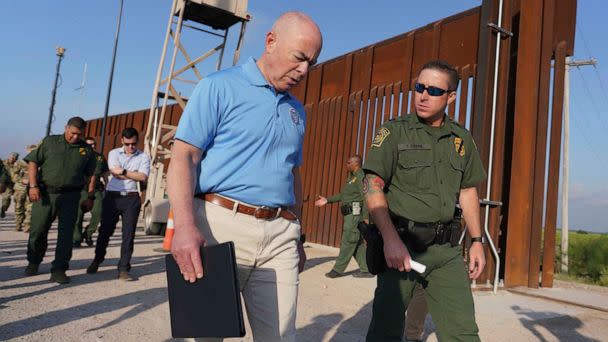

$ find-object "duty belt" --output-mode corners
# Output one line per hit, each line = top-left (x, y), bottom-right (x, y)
(340, 204), (352, 216)
(390, 213), (461, 251)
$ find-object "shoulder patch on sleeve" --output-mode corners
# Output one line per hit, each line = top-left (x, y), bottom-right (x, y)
(371, 127), (390, 148)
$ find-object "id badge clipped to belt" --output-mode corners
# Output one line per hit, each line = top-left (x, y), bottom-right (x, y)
(352, 202), (361, 216)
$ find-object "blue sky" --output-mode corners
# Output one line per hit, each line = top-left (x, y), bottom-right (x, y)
(0, 1), (606, 232)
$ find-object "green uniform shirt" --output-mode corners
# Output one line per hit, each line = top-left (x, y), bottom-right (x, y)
(327, 168), (368, 218)
(364, 114), (486, 223)
(24, 135), (97, 189)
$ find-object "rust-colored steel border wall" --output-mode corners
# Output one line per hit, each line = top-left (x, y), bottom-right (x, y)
(85, 0), (576, 288)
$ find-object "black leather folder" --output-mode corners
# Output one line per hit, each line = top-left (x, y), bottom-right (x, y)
(165, 241), (245, 338)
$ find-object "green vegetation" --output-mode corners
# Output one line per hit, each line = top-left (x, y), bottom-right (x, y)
(555, 230), (608, 286)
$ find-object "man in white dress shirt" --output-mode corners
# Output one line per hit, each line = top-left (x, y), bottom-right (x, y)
(86, 127), (150, 280)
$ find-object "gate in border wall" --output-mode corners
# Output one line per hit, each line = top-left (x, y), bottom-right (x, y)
(85, 0), (577, 288)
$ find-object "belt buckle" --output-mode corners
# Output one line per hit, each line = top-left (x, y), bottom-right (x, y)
(120, 191), (127, 196)
(254, 206), (270, 219)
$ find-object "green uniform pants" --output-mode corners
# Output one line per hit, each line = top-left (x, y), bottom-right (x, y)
(366, 243), (479, 342)
(1, 185), (14, 214)
(73, 190), (103, 243)
(27, 191), (81, 271)
(13, 188), (32, 231)
(332, 214), (368, 273)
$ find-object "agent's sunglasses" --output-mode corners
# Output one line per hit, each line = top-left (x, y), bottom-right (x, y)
(414, 82), (450, 97)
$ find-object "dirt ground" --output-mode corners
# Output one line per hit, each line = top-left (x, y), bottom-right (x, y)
(1, 210), (607, 341)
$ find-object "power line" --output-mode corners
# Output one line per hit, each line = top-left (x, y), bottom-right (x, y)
(569, 95), (608, 168)
(575, 24), (608, 107)
(572, 66), (608, 131)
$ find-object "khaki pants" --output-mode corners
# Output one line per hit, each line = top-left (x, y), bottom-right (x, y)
(193, 197), (301, 342)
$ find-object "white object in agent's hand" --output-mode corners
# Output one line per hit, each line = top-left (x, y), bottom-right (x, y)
(410, 260), (426, 274)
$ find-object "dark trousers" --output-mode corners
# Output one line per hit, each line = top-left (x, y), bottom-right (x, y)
(27, 191), (81, 271)
(93, 194), (141, 272)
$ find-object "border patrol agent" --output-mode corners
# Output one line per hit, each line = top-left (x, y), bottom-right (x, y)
(363, 60), (487, 341)
(315, 155), (372, 278)
(74, 137), (108, 247)
(24, 117), (98, 284)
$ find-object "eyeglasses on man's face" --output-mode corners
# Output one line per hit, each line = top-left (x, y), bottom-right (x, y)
(414, 82), (450, 97)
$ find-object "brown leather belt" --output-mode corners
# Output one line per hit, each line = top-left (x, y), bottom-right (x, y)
(196, 193), (297, 221)
(107, 191), (140, 197)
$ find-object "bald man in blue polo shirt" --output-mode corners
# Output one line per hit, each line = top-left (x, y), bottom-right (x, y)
(167, 11), (322, 341)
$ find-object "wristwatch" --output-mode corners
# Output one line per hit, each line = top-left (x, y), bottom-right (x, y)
(471, 236), (486, 244)
(299, 234), (306, 244)
(121, 169), (127, 176)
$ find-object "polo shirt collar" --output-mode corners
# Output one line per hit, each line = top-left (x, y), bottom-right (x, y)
(242, 57), (293, 98)
(243, 57), (270, 87)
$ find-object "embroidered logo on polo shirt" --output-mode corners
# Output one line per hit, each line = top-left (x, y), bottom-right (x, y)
(290, 108), (300, 125)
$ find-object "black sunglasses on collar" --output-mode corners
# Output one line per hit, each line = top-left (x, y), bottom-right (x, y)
(414, 82), (451, 97)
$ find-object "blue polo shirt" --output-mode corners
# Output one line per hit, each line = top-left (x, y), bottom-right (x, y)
(175, 57), (306, 207)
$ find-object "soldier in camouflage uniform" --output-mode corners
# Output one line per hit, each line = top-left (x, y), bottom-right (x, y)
(1, 152), (19, 218)
(11, 146), (37, 232)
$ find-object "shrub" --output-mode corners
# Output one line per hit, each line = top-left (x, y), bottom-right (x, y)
(569, 235), (608, 283)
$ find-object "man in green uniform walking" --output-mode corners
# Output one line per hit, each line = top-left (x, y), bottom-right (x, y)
(315, 155), (372, 278)
(73, 137), (108, 247)
(1, 152), (19, 218)
(24, 117), (97, 284)
(363, 60), (486, 341)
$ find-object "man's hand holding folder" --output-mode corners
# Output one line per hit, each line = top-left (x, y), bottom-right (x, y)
(171, 222), (206, 283)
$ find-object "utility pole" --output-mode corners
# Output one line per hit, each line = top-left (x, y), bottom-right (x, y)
(46, 46), (66, 137)
(561, 57), (597, 273)
(99, 0), (124, 154)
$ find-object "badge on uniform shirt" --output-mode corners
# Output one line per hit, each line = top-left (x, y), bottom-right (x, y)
(290, 108), (300, 125)
(79, 147), (87, 156)
(371, 127), (390, 148)
(454, 137), (465, 157)
(349, 177), (357, 184)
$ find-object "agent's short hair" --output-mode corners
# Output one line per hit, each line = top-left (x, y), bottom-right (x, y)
(420, 60), (460, 91)
(66, 116), (87, 130)
(121, 127), (139, 139)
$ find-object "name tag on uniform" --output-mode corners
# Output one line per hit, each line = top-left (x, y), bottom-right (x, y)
(398, 143), (431, 150)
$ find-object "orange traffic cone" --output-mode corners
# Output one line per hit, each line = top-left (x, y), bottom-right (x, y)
(162, 209), (175, 252)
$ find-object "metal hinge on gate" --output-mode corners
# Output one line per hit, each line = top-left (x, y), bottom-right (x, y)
(487, 22), (513, 38)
